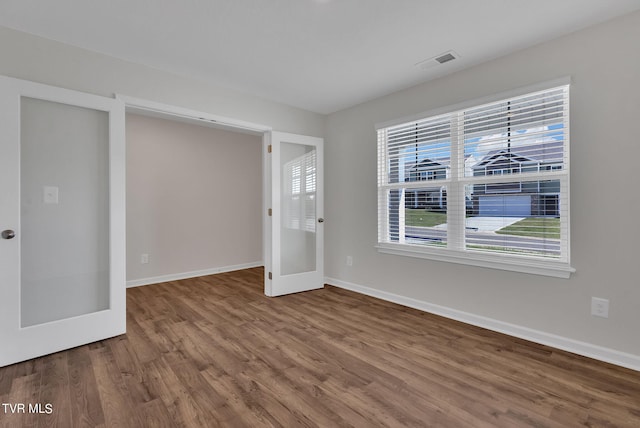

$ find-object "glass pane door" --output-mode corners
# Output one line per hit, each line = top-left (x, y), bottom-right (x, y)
(0, 75), (125, 368)
(266, 131), (323, 297)
(20, 97), (110, 327)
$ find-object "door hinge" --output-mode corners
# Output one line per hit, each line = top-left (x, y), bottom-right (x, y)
(268, 208), (272, 216)
(267, 144), (272, 153)
(268, 272), (272, 280)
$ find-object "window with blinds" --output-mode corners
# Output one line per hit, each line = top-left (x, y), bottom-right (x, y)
(377, 83), (571, 276)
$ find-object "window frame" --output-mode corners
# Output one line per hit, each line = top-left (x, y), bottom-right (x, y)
(375, 78), (575, 278)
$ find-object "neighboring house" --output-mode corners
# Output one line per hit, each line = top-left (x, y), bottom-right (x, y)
(404, 142), (562, 217)
(405, 155), (477, 212)
(471, 141), (563, 217)
(405, 158), (449, 211)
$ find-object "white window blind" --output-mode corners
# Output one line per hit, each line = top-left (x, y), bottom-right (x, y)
(377, 84), (571, 275)
(283, 150), (317, 232)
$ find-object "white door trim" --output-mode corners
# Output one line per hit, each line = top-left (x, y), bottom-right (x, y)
(116, 95), (272, 135)
(116, 95), (276, 297)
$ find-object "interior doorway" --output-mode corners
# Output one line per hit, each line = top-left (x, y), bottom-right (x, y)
(125, 111), (264, 287)
(119, 95), (324, 297)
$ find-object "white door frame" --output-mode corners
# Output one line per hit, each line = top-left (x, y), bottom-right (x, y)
(118, 96), (272, 135)
(118, 96), (325, 297)
(117, 95), (279, 293)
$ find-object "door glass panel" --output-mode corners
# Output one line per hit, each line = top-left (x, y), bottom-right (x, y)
(20, 97), (110, 327)
(280, 142), (316, 275)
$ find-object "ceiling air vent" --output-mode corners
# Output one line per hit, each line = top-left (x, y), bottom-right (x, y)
(435, 52), (456, 64)
(415, 50), (459, 70)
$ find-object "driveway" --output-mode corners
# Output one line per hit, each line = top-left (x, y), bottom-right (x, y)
(433, 216), (524, 232)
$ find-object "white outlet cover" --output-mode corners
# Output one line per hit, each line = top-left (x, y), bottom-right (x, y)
(591, 297), (609, 318)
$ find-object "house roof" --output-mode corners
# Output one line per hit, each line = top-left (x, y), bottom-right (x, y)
(408, 154), (479, 171)
(410, 158), (450, 170)
(473, 141), (563, 169)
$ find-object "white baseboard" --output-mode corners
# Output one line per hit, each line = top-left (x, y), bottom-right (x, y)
(325, 277), (640, 372)
(127, 261), (263, 288)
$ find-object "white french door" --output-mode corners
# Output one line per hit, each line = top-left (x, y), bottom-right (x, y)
(264, 131), (324, 296)
(0, 76), (126, 367)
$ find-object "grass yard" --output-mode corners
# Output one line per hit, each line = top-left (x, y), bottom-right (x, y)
(496, 217), (560, 240)
(405, 209), (447, 227)
(405, 210), (560, 240)
(404, 210), (560, 240)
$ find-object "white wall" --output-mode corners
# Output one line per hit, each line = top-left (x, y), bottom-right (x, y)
(325, 11), (640, 367)
(126, 114), (262, 283)
(0, 25), (324, 285)
(0, 26), (324, 137)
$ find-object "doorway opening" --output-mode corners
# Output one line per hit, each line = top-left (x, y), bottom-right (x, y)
(120, 96), (271, 290)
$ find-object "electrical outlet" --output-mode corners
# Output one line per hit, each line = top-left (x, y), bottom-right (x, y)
(591, 297), (609, 318)
(141, 253), (149, 264)
(346, 256), (353, 266)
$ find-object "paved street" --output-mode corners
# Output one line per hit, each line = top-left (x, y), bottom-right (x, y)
(404, 225), (561, 256)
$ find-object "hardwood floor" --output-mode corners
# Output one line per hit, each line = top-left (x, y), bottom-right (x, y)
(1, 267), (639, 427)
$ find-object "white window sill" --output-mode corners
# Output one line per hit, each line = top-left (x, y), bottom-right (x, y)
(376, 243), (575, 278)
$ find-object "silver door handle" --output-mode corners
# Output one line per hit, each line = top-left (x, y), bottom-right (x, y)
(318, 218), (324, 223)
(2, 230), (16, 239)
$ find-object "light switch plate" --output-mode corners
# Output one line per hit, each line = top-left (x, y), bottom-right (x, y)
(43, 186), (59, 204)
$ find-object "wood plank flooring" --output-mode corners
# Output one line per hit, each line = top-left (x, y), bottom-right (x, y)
(1, 267), (639, 427)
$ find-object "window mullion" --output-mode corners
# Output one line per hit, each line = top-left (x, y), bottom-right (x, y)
(377, 129), (390, 243)
(447, 112), (465, 251)
(559, 175), (570, 263)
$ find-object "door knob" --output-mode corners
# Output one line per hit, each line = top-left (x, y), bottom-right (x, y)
(318, 218), (324, 223)
(2, 229), (16, 239)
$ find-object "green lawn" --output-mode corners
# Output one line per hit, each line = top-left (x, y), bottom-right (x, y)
(495, 217), (560, 240)
(405, 209), (447, 227)
(405, 210), (560, 240)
